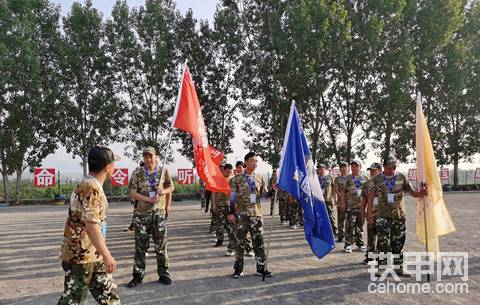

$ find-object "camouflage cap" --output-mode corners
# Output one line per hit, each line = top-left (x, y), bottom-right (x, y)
(339, 161), (348, 167)
(142, 146), (156, 156)
(316, 163), (328, 169)
(367, 162), (382, 170)
(383, 156), (398, 168)
(350, 159), (362, 167)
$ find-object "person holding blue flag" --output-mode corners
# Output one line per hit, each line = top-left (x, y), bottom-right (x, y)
(228, 152), (272, 278)
(275, 102), (335, 260)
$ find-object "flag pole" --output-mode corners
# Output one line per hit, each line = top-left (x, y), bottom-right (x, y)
(263, 186), (278, 281)
(159, 60), (188, 186)
(417, 93), (430, 282)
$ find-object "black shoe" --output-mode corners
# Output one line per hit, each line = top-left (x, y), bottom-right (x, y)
(362, 258), (373, 265)
(214, 240), (223, 247)
(232, 269), (243, 279)
(256, 268), (273, 277)
(127, 278), (142, 288)
(159, 275), (172, 285)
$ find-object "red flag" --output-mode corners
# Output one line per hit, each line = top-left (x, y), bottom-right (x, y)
(210, 146), (224, 166)
(171, 64), (229, 193)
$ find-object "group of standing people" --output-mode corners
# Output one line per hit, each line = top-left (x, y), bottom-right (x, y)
(55, 144), (427, 305)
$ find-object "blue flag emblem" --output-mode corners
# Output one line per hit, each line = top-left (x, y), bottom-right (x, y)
(277, 102), (335, 258)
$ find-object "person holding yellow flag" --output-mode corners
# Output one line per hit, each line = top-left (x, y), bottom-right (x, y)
(367, 156), (428, 277)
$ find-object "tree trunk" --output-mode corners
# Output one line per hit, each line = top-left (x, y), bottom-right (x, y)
(15, 168), (22, 204)
(383, 121), (392, 159)
(453, 154), (459, 186)
(1, 171), (8, 204)
(82, 155), (88, 177)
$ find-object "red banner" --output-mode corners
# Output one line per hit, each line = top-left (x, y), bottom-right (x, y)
(408, 168), (418, 181)
(34, 168), (56, 187)
(111, 168), (129, 186)
(440, 168), (449, 181)
(476, 168), (480, 180)
(177, 169), (194, 185)
(171, 64), (229, 194)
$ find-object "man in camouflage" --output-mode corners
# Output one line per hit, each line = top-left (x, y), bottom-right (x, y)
(228, 152), (272, 278)
(58, 146), (121, 305)
(277, 188), (290, 225)
(233, 160), (254, 256)
(211, 163), (236, 256)
(127, 147), (174, 287)
(317, 163), (337, 236)
(334, 161), (350, 242)
(267, 169), (278, 216)
(288, 193), (303, 229)
(361, 162), (382, 264)
(367, 156), (427, 277)
(339, 160), (368, 253)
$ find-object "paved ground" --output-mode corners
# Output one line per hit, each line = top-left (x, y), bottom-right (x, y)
(0, 193), (479, 305)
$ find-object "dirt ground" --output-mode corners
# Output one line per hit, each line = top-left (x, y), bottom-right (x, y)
(0, 193), (478, 305)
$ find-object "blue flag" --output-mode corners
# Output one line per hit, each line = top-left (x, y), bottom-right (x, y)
(277, 102), (335, 258)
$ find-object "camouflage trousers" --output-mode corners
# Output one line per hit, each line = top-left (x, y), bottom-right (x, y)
(345, 208), (364, 247)
(57, 261), (121, 305)
(366, 222), (377, 258)
(132, 210), (169, 280)
(210, 208), (218, 233)
(234, 215), (266, 271)
(337, 206), (346, 240)
(278, 198), (290, 223)
(376, 217), (406, 266)
(325, 201), (337, 236)
(289, 201), (303, 226)
(215, 204), (236, 251)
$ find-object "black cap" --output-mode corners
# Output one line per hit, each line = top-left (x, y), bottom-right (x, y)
(88, 146), (120, 171)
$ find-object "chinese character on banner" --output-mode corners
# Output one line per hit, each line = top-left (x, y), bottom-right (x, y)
(111, 169), (128, 186)
(178, 169), (194, 185)
(209, 146), (224, 166)
(440, 168), (449, 181)
(408, 168), (418, 181)
(475, 168), (480, 180)
(34, 168), (56, 187)
(330, 168), (341, 178)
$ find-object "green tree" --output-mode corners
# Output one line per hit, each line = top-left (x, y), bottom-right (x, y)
(61, 0), (126, 176)
(106, 0), (178, 162)
(0, 0), (63, 203)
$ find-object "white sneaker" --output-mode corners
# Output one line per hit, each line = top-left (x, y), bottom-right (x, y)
(290, 225), (297, 230)
(345, 246), (352, 253)
(283, 221), (289, 226)
(245, 251), (254, 257)
(225, 250), (234, 257)
(359, 245), (367, 252)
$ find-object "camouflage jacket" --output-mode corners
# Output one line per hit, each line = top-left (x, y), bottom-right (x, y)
(60, 176), (108, 264)
(371, 172), (412, 219)
(343, 174), (369, 209)
(129, 166), (173, 214)
(230, 173), (266, 217)
(363, 176), (378, 218)
(318, 175), (335, 203)
(214, 176), (232, 206)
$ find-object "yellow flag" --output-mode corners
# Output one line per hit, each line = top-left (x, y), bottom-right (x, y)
(416, 94), (456, 254)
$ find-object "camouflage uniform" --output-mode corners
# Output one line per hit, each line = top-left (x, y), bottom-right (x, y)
(319, 175), (337, 235)
(214, 188), (236, 252)
(58, 176), (121, 305)
(268, 175), (277, 215)
(230, 173), (267, 272)
(289, 197), (303, 226)
(129, 166), (173, 281)
(334, 175), (348, 240)
(364, 178), (378, 258)
(342, 174), (368, 247)
(371, 173), (412, 267)
(199, 180), (206, 210)
(277, 189), (290, 223)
